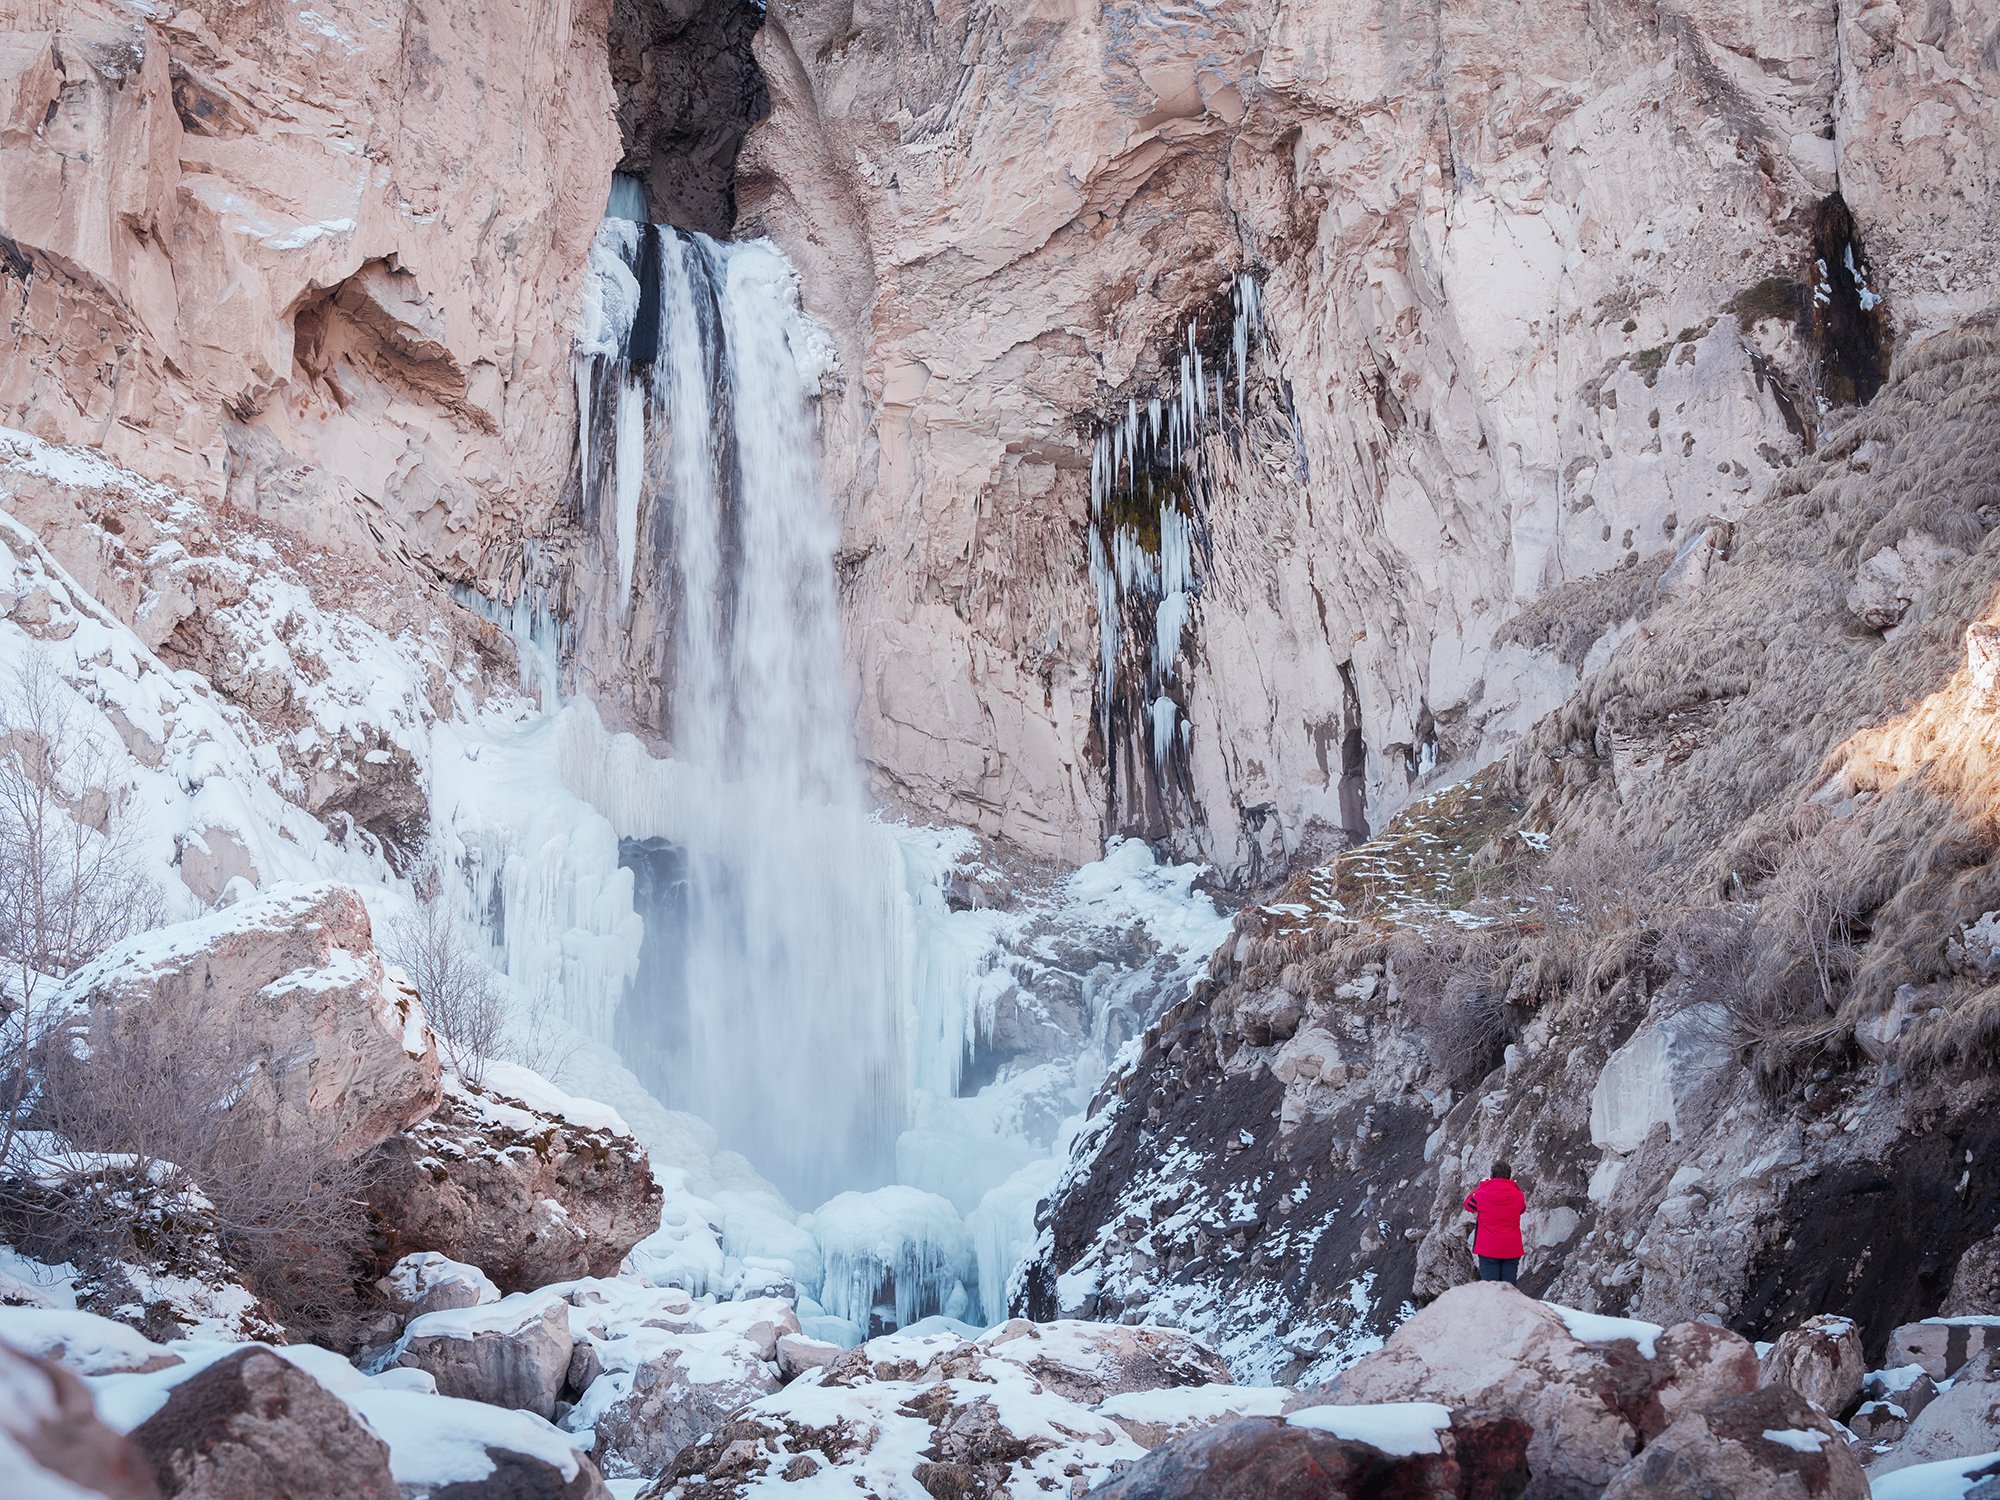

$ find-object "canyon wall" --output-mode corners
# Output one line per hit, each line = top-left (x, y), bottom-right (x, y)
(743, 0), (1998, 879)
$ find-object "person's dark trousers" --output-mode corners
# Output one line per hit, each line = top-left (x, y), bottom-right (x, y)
(1477, 1256), (1520, 1283)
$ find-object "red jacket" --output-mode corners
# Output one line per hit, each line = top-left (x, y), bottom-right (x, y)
(1464, 1177), (1526, 1259)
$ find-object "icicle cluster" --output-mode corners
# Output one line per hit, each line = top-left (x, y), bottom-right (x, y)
(1088, 274), (1261, 794)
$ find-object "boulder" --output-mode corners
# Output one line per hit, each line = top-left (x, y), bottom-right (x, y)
(1885, 1317), (2000, 1380)
(1599, 1384), (1867, 1500)
(1760, 1314), (1864, 1417)
(128, 1346), (397, 1500)
(344, 1388), (613, 1500)
(774, 1332), (843, 1381)
(394, 1292), (574, 1419)
(1944, 1236), (2000, 1317)
(0, 1306), (185, 1376)
(427, 1446), (613, 1500)
(1322, 1284), (1757, 1499)
(576, 1327), (781, 1478)
(0, 1337), (164, 1500)
(1850, 1365), (1940, 1453)
(367, 1069), (660, 1293)
(1846, 532), (1965, 631)
(61, 884), (441, 1160)
(1871, 1349), (2000, 1475)
(378, 1252), (502, 1319)
(1083, 1410), (1534, 1500)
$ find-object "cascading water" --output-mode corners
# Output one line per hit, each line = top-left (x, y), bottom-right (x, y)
(575, 217), (911, 1207)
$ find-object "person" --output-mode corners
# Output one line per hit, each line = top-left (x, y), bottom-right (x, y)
(1464, 1161), (1526, 1284)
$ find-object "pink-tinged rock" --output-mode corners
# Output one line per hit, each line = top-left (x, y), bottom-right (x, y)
(392, 1292), (575, 1420)
(0, 1337), (163, 1499)
(1760, 1314), (1865, 1417)
(1600, 1383), (1867, 1500)
(129, 1346), (397, 1500)
(62, 882), (441, 1160)
(1322, 1284), (1756, 1499)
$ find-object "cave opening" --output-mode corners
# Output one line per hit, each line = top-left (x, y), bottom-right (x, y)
(606, 0), (770, 237)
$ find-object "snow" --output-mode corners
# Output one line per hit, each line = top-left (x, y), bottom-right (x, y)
(808, 1186), (975, 1333)
(0, 1306), (178, 1376)
(1551, 1303), (1663, 1359)
(1286, 1401), (1454, 1456)
(347, 1389), (583, 1486)
(1869, 1453), (2000, 1500)
(393, 1289), (564, 1347)
(1098, 1383), (1288, 1427)
(1761, 1427), (1831, 1452)
(382, 1252), (500, 1311)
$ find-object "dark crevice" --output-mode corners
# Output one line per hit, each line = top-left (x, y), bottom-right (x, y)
(608, 0), (770, 236)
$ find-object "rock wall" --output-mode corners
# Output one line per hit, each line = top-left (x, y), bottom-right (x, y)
(742, 0), (1999, 880)
(0, 0), (615, 577)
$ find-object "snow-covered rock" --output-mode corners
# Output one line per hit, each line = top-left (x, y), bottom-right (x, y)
(366, 1065), (659, 1293)
(1870, 1452), (2000, 1500)
(571, 1320), (782, 1479)
(1871, 1349), (2000, 1477)
(377, 1253), (501, 1320)
(1887, 1317), (2000, 1382)
(1323, 1284), (1758, 1498)
(391, 1291), (574, 1420)
(805, 1185), (975, 1337)
(59, 882), (441, 1160)
(128, 1345), (397, 1500)
(1760, 1314), (1864, 1418)
(0, 1337), (162, 1500)
(1085, 1408), (1532, 1500)
(1851, 1364), (1940, 1455)
(0, 1307), (182, 1377)
(1598, 1384), (1866, 1500)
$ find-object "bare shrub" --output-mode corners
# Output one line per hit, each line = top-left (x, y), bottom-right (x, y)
(1515, 832), (1658, 996)
(383, 876), (502, 1089)
(1391, 931), (1510, 1087)
(0, 656), (165, 1166)
(11, 982), (378, 1343)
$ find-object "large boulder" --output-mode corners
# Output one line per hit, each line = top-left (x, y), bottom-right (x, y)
(377, 1252), (501, 1320)
(1760, 1314), (1864, 1417)
(1871, 1349), (2000, 1476)
(1084, 1409), (1534, 1500)
(1598, 1384), (1867, 1500)
(345, 1388), (613, 1500)
(573, 1326), (781, 1478)
(1850, 1365), (1940, 1453)
(0, 1337), (163, 1500)
(128, 1346), (397, 1500)
(61, 883), (441, 1159)
(393, 1292), (574, 1419)
(1887, 1317), (2000, 1380)
(1321, 1284), (1758, 1499)
(367, 1064), (660, 1293)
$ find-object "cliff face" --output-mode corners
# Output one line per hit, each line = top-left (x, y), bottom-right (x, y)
(742, 0), (1996, 880)
(0, 0), (615, 577)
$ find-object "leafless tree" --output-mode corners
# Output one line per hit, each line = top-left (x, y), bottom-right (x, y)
(0, 656), (164, 1167)
(383, 874), (503, 1089)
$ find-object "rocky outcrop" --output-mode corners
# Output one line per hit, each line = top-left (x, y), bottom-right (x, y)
(0, 1338), (164, 1500)
(392, 1292), (575, 1420)
(739, 0), (1998, 881)
(128, 1346), (398, 1500)
(60, 883), (441, 1160)
(1320, 1286), (1756, 1499)
(1026, 335), (2000, 1366)
(1598, 1384), (1867, 1500)
(365, 1071), (660, 1293)
(0, 0), (614, 583)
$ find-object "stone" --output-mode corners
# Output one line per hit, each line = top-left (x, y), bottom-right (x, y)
(1760, 1314), (1865, 1417)
(1885, 1317), (2000, 1381)
(429, 1447), (615, 1500)
(774, 1332), (843, 1381)
(366, 1073), (661, 1293)
(128, 1346), (396, 1500)
(1870, 1349), (2000, 1476)
(394, 1292), (575, 1420)
(1082, 1411), (1533, 1500)
(1969, 624), (2000, 708)
(61, 883), (441, 1161)
(578, 1328), (781, 1478)
(378, 1251), (502, 1319)
(0, 1337), (164, 1500)
(1845, 533), (1965, 632)
(1324, 1284), (1758, 1499)
(1945, 1237), (2000, 1318)
(1599, 1383), (1867, 1500)
(1656, 519), (1735, 598)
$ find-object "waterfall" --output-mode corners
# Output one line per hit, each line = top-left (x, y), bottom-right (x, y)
(577, 219), (910, 1206)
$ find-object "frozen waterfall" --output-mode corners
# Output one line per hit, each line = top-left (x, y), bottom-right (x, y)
(576, 220), (911, 1206)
